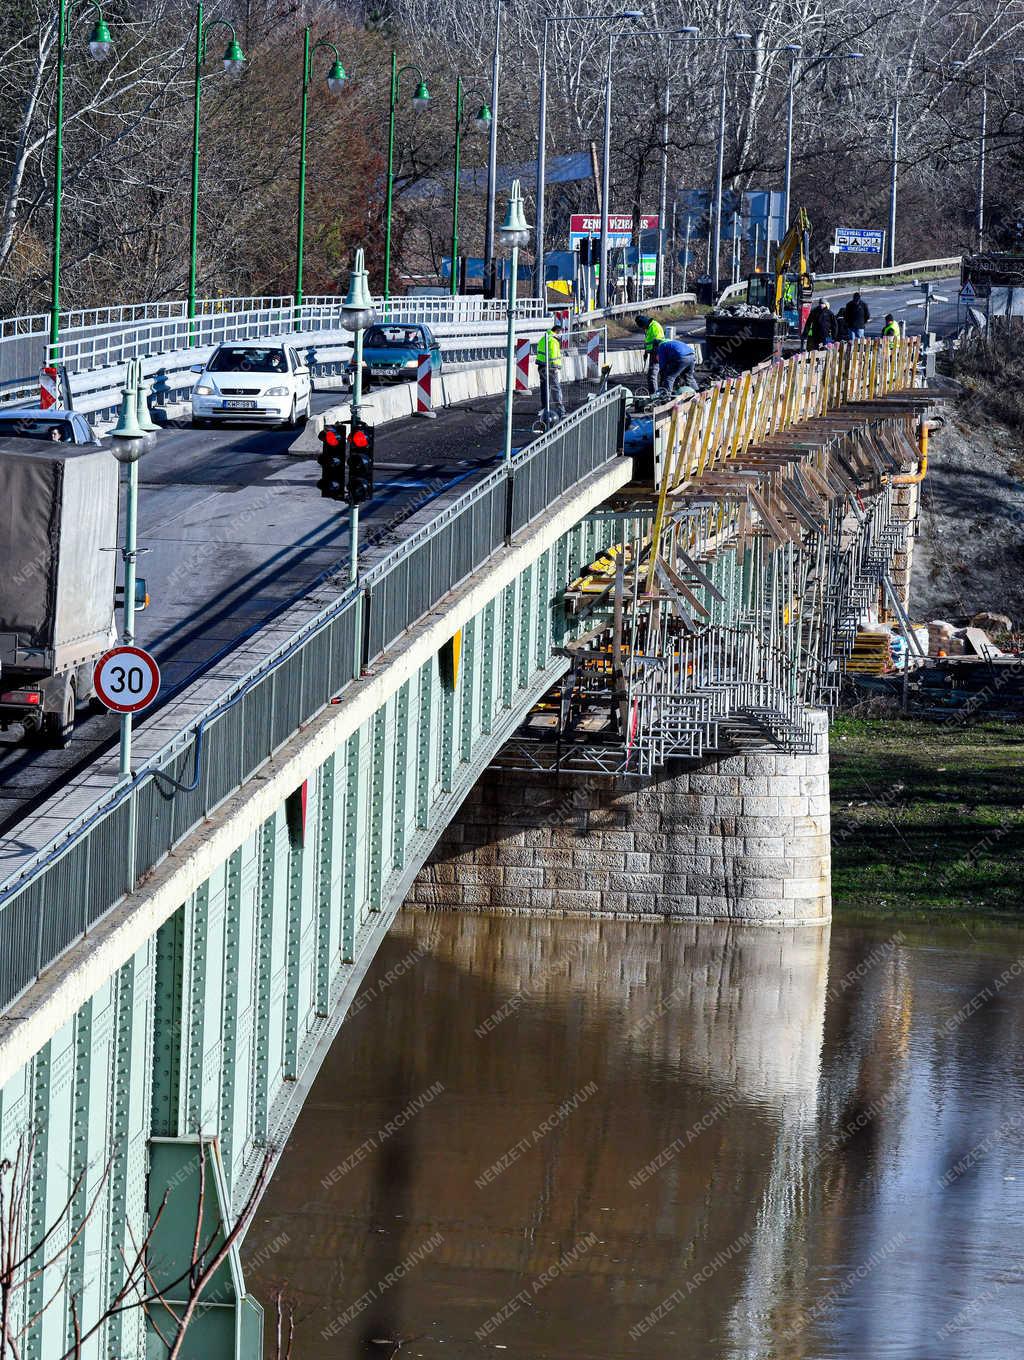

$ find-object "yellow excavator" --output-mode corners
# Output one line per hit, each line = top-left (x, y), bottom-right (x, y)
(705, 208), (814, 368)
(746, 206), (813, 328)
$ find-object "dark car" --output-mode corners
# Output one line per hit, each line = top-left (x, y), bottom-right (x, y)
(353, 323), (442, 386)
(0, 407), (99, 445)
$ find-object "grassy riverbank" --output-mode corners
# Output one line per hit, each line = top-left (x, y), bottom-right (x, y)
(830, 716), (1024, 919)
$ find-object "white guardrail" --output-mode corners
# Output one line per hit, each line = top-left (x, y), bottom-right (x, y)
(716, 256), (962, 305)
(0, 292), (551, 413)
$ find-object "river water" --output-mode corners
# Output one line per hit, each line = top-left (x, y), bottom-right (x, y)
(244, 911), (1024, 1358)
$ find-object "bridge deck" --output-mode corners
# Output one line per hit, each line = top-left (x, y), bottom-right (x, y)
(0, 385), (548, 840)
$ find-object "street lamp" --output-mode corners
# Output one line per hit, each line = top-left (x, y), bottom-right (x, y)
(709, 32), (751, 297)
(48, 1), (113, 365)
(656, 28), (700, 295)
(188, 3), (246, 324)
(450, 77), (492, 296)
(535, 10), (642, 302)
(777, 48), (863, 233)
(951, 56), (1024, 252)
(384, 53), (431, 299)
(340, 248), (377, 584)
(296, 29), (347, 311)
(499, 181), (531, 465)
(597, 15), (653, 308)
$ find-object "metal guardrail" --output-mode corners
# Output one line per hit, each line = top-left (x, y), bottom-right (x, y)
(579, 292), (697, 324)
(0, 293), (549, 390)
(0, 389), (626, 1013)
(716, 256), (962, 306)
(814, 256), (961, 286)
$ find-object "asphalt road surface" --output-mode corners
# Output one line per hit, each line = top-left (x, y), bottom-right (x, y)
(0, 383), (545, 839)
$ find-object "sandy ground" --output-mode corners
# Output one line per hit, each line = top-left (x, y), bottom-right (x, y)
(910, 376), (1024, 626)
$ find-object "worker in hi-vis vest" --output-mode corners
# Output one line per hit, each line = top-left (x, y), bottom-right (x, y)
(536, 324), (566, 419)
(882, 313), (901, 343)
(636, 313), (665, 388)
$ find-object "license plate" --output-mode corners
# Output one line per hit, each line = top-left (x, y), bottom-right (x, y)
(222, 400), (256, 410)
(374, 367), (402, 377)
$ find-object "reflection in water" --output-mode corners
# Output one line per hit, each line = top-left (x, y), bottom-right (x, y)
(245, 912), (1024, 1359)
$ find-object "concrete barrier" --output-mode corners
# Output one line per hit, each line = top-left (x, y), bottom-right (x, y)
(290, 348), (645, 455)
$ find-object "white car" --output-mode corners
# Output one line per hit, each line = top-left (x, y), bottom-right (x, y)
(190, 342), (312, 428)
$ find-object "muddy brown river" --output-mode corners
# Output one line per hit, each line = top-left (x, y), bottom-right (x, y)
(244, 912), (1024, 1358)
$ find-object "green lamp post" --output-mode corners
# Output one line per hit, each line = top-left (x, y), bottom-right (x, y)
(450, 77), (492, 296)
(188, 2), (246, 324)
(498, 180), (531, 466)
(295, 28), (347, 314)
(48, 0), (113, 365)
(339, 248), (377, 586)
(383, 51), (430, 300)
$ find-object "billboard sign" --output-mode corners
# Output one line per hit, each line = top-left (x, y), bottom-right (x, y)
(570, 213), (659, 251)
(833, 227), (885, 255)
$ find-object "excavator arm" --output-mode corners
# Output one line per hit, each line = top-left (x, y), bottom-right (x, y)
(772, 207), (812, 312)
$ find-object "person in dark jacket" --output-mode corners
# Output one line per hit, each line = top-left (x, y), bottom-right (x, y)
(802, 299), (837, 350)
(843, 292), (870, 339)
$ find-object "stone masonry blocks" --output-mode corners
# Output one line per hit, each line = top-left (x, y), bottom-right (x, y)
(405, 711), (831, 925)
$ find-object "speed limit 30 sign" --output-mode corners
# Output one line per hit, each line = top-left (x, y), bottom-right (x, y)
(93, 646), (161, 714)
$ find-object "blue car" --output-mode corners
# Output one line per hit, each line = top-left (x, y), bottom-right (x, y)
(352, 323), (442, 387)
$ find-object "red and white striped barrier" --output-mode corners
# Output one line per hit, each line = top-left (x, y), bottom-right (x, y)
(39, 365), (60, 409)
(415, 353), (435, 418)
(585, 332), (601, 379)
(515, 337), (531, 392)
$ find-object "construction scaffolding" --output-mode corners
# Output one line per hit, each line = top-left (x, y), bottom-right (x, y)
(495, 338), (936, 777)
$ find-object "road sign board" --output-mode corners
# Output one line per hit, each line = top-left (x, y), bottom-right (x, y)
(959, 280), (976, 301)
(833, 227), (885, 255)
(93, 645), (161, 714)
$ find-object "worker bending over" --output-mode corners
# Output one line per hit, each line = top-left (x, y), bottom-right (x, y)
(656, 338), (698, 395)
(536, 323), (567, 420)
(635, 313), (665, 388)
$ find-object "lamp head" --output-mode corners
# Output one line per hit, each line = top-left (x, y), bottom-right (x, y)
(223, 38), (245, 74)
(88, 17), (112, 60)
(327, 59), (347, 93)
(110, 436), (150, 464)
(341, 247), (377, 332)
(678, 25), (699, 36)
(412, 80), (430, 110)
(732, 30), (752, 41)
(474, 103), (493, 132)
(499, 180), (531, 249)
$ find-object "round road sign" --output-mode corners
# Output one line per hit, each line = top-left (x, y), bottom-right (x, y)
(93, 646), (161, 714)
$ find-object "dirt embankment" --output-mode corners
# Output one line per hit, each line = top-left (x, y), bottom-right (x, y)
(911, 334), (1024, 624)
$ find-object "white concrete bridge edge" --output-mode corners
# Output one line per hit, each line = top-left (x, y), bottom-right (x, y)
(0, 455), (634, 1092)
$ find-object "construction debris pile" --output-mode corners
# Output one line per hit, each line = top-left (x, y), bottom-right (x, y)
(708, 302), (776, 321)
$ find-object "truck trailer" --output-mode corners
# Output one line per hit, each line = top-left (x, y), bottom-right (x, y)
(0, 439), (118, 745)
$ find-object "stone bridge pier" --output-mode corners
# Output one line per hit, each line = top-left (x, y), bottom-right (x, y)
(407, 711), (831, 925)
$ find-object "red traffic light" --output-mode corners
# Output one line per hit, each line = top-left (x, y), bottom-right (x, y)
(322, 427), (343, 447)
(350, 428), (370, 449)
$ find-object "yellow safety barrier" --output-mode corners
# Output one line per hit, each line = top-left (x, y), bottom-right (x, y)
(658, 335), (921, 495)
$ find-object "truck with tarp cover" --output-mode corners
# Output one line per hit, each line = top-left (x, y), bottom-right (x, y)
(0, 440), (117, 744)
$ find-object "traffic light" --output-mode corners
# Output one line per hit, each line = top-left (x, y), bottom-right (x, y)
(347, 419), (374, 505)
(317, 422), (347, 500)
